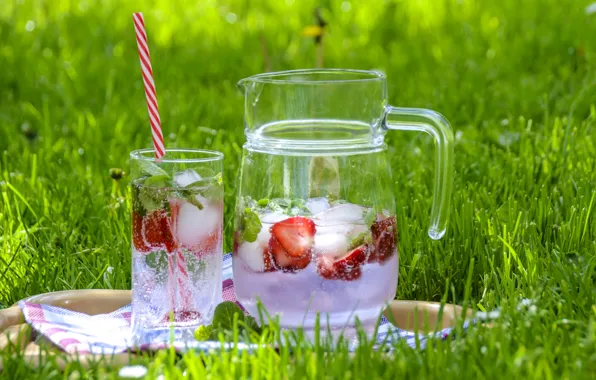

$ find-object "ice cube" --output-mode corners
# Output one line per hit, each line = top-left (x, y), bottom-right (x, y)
(176, 201), (222, 249)
(314, 233), (349, 257)
(260, 211), (290, 225)
(256, 226), (272, 247)
(173, 169), (202, 188)
(313, 203), (365, 225)
(306, 197), (330, 215)
(237, 241), (266, 272)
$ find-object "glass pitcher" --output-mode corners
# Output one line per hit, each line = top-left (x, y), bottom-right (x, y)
(232, 69), (454, 338)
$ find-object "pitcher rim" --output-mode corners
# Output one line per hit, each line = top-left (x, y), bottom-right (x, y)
(237, 68), (386, 86)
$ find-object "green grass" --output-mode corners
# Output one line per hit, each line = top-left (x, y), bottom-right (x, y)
(1, 0), (596, 377)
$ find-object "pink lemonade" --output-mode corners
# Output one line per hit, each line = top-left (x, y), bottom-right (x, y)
(233, 201), (399, 337)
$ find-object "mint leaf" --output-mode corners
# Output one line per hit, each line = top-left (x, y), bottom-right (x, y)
(194, 302), (263, 343)
(175, 189), (204, 210)
(211, 302), (261, 339)
(290, 199), (305, 208)
(349, 231), (372, 250)
(364, 208), (377, 227)
(194, 325), (212, 341)
(136, 160), (169, 177)
(131, 181), (147, 215)
(200, 182), (223, 201)
(241, 208), (262, 243)
(181, 175), (223, 205)
(146, 250), (168, 271)
(257, 198), (270, 207)
(243, 315), (260, 332)
(139, 186), (168, 213)
(143, 174), (171, 188)
(274, 198), (290, 209)
(212, 301), (244, 331)
(186, 257), (207, 280)
(134, 175), (173, 213)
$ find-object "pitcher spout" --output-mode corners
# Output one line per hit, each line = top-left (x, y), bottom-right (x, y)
(236, 77), (249, 94)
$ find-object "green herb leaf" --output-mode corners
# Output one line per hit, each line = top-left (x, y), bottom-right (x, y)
(194, 325), (213, 341)
(139, 187), (168, 213)
(257, 198), (270, 207)
(175, 189), (204, 210)
(143, 174), (171, 188)
(200, 182), (223, 201)
(364, 208), (377, 227)
(131, 181), (147, 215)
(145, 250), (168, 271)
(274, 199), (290, 209)
(241, 208), (262, 243)
(348, 231), (372, 250)
(194, 301), (262, 342)
(242, 314), (260, 332)
(135, 175), (173, 213)
(136, 160), (169, 177)
(212, 301), (245, 331)
(290, 199), (305, 208)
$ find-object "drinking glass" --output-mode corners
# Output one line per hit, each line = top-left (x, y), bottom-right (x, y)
(129, 148), (224, 346)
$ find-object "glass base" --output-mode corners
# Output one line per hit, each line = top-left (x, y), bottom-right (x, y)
(132, 325), (199, 348)
(250, 305), (384, 345)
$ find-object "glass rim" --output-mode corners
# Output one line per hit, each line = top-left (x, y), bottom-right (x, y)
(238, 69), (386, 85)
(130, 148), (224, 163)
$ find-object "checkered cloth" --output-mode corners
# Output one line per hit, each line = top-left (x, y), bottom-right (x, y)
(18, 254), (463, 355)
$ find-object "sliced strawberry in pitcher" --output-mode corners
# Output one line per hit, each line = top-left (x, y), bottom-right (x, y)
(315, 244), (369, 281)
(369, 216), (397, 263)
(269, 236), (311, 271)
(269, 216), (316, 271)
(333, 244), (369, 273)
(315, 255), (336, 279)
(262, 246), (277, 272)
(270, 216), (316, 258)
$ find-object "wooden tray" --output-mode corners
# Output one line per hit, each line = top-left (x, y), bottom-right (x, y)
(0, 290), (472, 370)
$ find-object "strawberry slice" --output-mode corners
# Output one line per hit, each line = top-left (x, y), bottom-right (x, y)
(262, 246), (277, 272)
(369, 216), (397, 263)
(132, 211), (150, 252)
(315, 244), (369, 281)
(270, 216), (316, 258)
(269, 236), (311, 271)
(139, 210), (178, 253)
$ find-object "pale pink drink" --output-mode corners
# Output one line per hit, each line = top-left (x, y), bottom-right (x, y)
(233, 200), (398, 336)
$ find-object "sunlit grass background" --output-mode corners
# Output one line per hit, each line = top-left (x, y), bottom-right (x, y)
(1, 0), (596, 377)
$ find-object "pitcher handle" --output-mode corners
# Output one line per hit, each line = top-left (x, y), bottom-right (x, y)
(384, 107), (454, 240)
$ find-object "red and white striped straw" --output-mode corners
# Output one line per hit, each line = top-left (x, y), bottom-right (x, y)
(132, 12), (165, 159)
